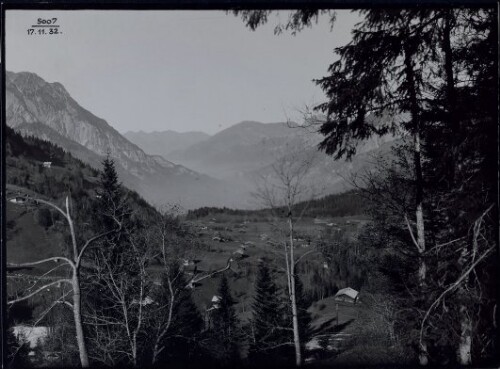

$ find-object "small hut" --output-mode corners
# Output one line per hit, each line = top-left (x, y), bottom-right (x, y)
(334, 287), (359, 304)
(211, 295), (222, 309)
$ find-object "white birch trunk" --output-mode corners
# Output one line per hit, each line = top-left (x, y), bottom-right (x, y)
(288, 214), (302, 367)
(457, 246), (472, 365)
(457, 305), (472, 365)
(72, 273), (89, 367)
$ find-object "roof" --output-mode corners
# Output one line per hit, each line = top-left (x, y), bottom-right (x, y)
(335, 287), (359, 300)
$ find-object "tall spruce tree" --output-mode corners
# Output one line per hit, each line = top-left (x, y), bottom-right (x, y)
(248, 261), (288, 364)
(81, 154), (143, 366)
(153, 262), (204, 366)
(94, 152), (130, 266)
(210, 274), (241, 366)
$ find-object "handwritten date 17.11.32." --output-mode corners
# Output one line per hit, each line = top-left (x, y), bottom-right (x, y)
(27, 18), (62, 36)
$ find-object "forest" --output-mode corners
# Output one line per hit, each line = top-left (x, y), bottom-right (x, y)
(5, 7), (498, 369)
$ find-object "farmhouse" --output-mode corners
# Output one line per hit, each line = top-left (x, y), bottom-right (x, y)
(334, 287), (359, 304)
(182, 259), (200, 267)
(183, 264), (198, 275)
(211, 295), (222, 309)
(232, 248), (247, 259)
(9, 196), (28, 204)
(42, 161), (52, 168)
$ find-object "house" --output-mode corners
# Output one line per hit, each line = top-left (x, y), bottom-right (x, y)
(9, 196), (28, 205)
(232, 248), (248, 259)
(334, 287), (359, 304)
(131, 296), (155, 306)
(183, 264), (198, 275)
(42, 162), (52, 168)
(182, 259), (200, 267)
(211, 295), (222, 309)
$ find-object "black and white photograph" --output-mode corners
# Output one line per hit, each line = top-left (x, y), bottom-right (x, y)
(2, 4), (498, 368)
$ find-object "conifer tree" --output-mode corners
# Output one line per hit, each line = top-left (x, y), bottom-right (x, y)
(81, 154), (143, 366)
(153, 263), (204, 366)
(248, 261), (288, 364)
(96, 152), (123, 232)
(210, 274), (241, 366)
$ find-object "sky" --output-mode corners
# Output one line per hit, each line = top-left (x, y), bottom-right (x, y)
(6, 10), (359, 134)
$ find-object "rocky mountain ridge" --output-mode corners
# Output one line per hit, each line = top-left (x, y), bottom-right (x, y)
(5, 71), (248, 209)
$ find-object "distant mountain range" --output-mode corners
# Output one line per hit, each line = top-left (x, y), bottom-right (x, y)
(6, 70), (397, 210)
(124, 130), (210, 159)
(5, 71), (248, 210)
(127, 120), (397, 203)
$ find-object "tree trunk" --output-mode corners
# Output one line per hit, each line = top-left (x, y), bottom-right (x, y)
(457, 245), (472, 365)
(442, 10), (459, 184)
(72, 273), (89, 367)
(443, 14), (472, 364)
(457, 305), (472, 365)
(288, 214), (302, 367)
(415, 132), (427, 289)
(404, 43), (428, 366)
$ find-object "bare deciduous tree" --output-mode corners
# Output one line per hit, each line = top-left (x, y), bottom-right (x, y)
(253, 149), (318, 367)
(7, 197), (121, 368)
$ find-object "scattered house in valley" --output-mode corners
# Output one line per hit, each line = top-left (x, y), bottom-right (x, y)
(183, 259), (202, 275)
(208, 295), (222, 311)
(232, 248), (247, 260)
(9, 196), (28, 205)
(183, 264), (199, 275)
(42, 161), (52, 168)
(131, 296), (156, 306)
(211, 295), (221, 305)
(334, 287), (360, 304)
(204, 295), (223, 329)
(182, 259), (200, 267)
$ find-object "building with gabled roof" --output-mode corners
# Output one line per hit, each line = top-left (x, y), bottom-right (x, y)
(334, 287), (359, 304)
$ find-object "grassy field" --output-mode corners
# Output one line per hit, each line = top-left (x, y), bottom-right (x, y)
(177, 212), (369, 319)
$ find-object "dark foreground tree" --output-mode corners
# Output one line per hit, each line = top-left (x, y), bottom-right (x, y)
(248, 261), (288, 365)
(235, 7), (497, 366)
(209, 274), (241, 366)
(152, 262), (204, 366)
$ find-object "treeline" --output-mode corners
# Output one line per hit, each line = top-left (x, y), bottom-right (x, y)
(186, 190), (366, 220)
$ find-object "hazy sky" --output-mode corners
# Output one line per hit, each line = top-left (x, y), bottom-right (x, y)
(6, 10), (358, 134)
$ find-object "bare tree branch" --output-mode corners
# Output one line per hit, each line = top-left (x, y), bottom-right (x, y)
(8, 279), (73, 305)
